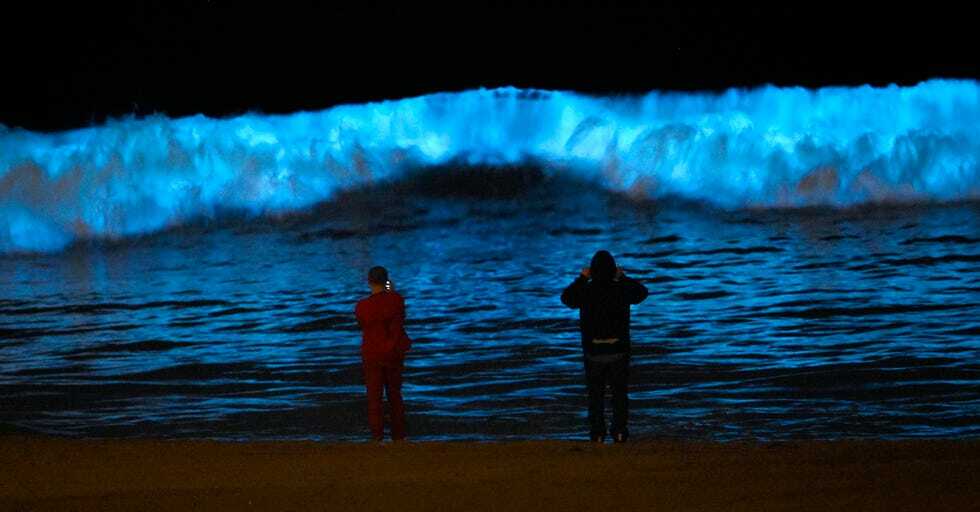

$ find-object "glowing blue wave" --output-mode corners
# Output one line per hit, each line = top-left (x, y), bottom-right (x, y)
(2, 80), (979, 252)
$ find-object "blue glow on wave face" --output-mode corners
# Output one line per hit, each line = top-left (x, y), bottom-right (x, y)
(1, 80), (979, 253)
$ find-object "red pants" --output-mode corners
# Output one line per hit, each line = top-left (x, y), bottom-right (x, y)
(363, 360), (406, 441)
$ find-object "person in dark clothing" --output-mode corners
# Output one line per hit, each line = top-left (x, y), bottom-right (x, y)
(355, 266), (412, 442)
(561, 250), (648, 443)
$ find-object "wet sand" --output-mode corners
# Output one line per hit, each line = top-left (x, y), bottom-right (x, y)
(1, 437), (978, 511)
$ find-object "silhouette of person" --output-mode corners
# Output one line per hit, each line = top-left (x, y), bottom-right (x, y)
(561, 250), (648, 443)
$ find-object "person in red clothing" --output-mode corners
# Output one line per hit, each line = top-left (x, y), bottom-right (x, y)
(355, 266), (411, 442)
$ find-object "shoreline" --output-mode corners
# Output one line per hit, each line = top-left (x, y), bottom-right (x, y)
(2, 436), (979, 511)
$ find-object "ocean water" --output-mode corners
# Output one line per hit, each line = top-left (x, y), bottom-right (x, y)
(1, 172), (978, 441)
(1, 83), (979, 441)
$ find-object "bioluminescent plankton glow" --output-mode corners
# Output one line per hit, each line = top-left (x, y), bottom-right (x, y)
(2, 80), (978, 253)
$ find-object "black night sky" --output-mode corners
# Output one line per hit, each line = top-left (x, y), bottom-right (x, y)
(1, 2), (977, 132)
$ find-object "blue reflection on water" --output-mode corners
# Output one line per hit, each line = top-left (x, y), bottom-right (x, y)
(0, 174), (977, 441)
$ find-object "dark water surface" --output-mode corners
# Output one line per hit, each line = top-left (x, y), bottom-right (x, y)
(2, 177), (978, 441)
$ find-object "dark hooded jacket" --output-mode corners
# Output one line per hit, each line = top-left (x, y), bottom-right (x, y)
(561, 251), (649, 356)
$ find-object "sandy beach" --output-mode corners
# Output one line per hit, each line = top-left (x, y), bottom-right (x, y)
(1, 437), (978, 511)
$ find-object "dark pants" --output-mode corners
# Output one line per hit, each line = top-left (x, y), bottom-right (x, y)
(363, 359), (406, 441)
(585, 354), (629, 438)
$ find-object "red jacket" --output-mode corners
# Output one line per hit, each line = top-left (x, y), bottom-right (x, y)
(355, 290), (411, 363)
